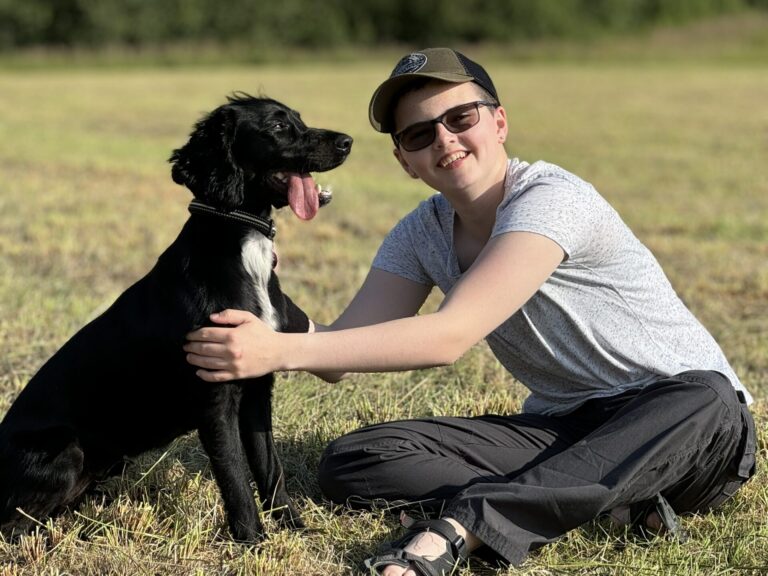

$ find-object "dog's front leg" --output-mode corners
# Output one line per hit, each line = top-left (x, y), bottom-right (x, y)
(280, 293), (310, 334)
(198, 384), (263, 543)
(239, 378), (304, 530)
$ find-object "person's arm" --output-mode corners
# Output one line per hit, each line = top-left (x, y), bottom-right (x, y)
(304, 269), (433, 382)
(184, 231), (564, 381)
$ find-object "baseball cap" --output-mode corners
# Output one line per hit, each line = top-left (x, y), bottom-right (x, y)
(368, 47), (499, 133)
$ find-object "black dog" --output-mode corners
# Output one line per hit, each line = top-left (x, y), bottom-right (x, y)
(0, 93), (352, 543)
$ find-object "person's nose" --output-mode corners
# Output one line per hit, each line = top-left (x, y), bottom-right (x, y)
(432, 122), (456, 149)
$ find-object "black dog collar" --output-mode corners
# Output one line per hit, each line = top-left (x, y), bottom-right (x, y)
(188, 200), (276, 240)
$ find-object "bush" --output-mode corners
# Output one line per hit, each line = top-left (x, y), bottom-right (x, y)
(0, 0), (763, 50)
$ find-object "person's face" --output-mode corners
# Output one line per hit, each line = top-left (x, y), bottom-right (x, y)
(392, 81), (508, 198)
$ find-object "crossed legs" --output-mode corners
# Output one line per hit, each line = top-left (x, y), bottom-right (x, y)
(318, 371), (754, 569)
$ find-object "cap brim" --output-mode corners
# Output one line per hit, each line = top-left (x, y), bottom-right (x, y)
(368, 72), (474, 133)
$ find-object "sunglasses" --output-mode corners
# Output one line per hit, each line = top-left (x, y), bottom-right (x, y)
(393, 100), (497, 152)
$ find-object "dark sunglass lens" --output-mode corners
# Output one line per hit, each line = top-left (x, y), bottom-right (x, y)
(400, 123), (434, 151)
(397, 102), (489, 151)
(444, 104), (481, 132)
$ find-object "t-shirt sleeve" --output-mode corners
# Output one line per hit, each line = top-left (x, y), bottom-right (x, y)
(371, 210), (434, 286)
(492, 177), (608, 261)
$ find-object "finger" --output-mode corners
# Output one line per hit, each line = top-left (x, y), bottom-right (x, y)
(210, 309), (255, 326)
(185, 326), (233, 342)
(183, 341), (229, 357)
(194, 369), (235, 383)
(185, 352), (231, 371)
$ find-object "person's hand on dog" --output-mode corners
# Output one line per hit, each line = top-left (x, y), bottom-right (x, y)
(185, 309), (281, 381)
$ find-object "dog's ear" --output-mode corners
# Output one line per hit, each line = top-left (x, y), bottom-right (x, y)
(169, 106), (244, 210)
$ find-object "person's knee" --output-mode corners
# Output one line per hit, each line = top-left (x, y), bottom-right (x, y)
(317, 425), (426, 506)
(317, 437), (353, 504)
(316, 432), (391, 504)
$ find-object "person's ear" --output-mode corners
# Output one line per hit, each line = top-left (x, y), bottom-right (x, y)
(495, 105), (508, 145)
(394, 148), (419, 179)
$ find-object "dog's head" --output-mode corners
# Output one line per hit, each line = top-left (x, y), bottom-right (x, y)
(169, 93), (353, 218)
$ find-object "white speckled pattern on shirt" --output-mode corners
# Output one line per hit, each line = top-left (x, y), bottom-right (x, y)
(372, 159), (750, 415)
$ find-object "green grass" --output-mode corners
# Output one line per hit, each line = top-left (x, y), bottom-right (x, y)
(1, 46), (767, 575)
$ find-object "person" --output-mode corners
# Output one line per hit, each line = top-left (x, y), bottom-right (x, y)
(183, 48), (757, 575)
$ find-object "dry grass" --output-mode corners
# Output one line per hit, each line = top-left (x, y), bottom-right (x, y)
(0, 49), (766, 575)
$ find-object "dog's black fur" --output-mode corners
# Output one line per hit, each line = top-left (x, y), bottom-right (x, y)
(0, 93), (352, 543)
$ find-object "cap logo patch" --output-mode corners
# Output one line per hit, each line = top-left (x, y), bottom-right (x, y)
(391, 53), (427, 77)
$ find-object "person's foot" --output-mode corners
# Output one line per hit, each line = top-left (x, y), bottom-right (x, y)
(379, 530), (451, 576)
(644, 511), (663, 532)
(607, 507), (665, 534)
(376, 516), (480, 576)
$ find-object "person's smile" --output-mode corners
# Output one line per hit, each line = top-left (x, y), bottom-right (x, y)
(438, 150), (469, 169)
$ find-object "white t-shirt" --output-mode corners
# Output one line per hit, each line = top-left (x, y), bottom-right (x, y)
(372, 158), (750, 415)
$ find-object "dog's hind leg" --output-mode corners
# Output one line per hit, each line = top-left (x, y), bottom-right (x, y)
(0, 429), (86, 538)
(197, 385), (263, 543)
(239, 379), (304, 530)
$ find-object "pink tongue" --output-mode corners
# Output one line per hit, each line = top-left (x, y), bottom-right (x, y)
(286, 173), (319, 220)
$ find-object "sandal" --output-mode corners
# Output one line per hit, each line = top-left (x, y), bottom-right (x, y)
(633, 493), (688, 542)
(364, 513), (469, 576)
(608, 493), (688, 543)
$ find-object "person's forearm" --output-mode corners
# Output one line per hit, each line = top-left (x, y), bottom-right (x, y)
(279, 312), (468, 375)
(306, 321), (348, 383)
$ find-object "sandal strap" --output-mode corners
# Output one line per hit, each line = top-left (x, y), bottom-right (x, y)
(402, 517), (469, 560)
(364, 548), (451, 576)
(363, 515), (469, 575)
(651, 493), (688, 543)
(630, 493), (689, 543)
(363, 550), (411, 572)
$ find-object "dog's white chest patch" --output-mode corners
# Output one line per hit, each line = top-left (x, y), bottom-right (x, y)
(241, 232), (280, 331)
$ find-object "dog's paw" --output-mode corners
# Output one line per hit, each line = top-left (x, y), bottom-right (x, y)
(228, 517), (266, 546)
(270, 503), (305, 531)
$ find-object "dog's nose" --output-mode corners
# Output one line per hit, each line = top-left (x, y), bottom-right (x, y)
(336, 135), (353, 153)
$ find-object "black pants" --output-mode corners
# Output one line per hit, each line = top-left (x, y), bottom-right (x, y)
(318, 371), (756, 566)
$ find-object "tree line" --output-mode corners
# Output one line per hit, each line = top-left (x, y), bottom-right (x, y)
(1, 0), (765, 50)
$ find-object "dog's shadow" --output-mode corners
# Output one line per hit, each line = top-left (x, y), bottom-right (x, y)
(67, 433), (509, 573)
(77, 432), (322, 531)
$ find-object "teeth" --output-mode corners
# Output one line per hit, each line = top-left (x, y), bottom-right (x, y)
(440, 152), (466, 167)
(274, 172), (288, 183)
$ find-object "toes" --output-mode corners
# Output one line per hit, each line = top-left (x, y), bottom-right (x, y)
(645, 511), (664, 533)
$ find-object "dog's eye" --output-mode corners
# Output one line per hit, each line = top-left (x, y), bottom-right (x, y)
(269, 122), (288, 133)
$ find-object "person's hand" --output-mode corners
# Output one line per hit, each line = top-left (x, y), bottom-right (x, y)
(184, 309), (282, 382)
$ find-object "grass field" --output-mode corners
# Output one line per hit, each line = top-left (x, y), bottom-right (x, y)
(1, 40), (767, 575)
